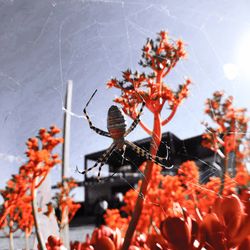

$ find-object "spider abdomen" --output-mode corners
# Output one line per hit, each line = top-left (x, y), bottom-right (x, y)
(107, 105), (126, 140)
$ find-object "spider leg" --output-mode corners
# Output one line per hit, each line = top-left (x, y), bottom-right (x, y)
(96, 143), (117, 181)
(76, 161), (99, 175)
(97, 169), (118, 182)
(125, 140), (173, 169)
(97, 145), (140, 182)
(96, 152), (123, 182)
(120, 144), (127, 166)
(83, 89), (111, 137)
(76, 143), (116, 179)
(124, 101), (145, 137)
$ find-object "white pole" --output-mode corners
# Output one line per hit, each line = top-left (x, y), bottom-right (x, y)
(62, 80), (73, 179)
(61, 80), (73, 249)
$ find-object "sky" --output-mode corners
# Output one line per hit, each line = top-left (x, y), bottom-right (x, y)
(0, 0), (250, 201)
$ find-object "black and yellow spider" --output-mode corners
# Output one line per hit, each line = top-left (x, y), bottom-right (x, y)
(77, 89), (172, 181)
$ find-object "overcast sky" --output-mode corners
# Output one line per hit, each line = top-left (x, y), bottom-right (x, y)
(1, 0), (250, 201)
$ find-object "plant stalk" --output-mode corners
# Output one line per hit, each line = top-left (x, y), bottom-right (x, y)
(219, 154), (228, 195)
(121, 113), (162, 250)
(25, 227), (30, 250)
(31, 179), (46, 250)
(9, 225), (14, 250)
(60, 204), (70, 247)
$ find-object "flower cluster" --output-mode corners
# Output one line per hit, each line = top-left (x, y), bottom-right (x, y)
(23, 126), (63, 184)
(202, 91), (249, 195)
(202, 91), (248, 156)
(0, 173), (33, 236)
(104, 160), (243, 236)
(160, 194), (250, 249)
(54, 177), (81, 226)
(0, 126), (63, 249)
(38, 235), (66, 250)
(70, 225), (123, 250)
(107, 31), (191, 134)
(66, 194), (250, 250)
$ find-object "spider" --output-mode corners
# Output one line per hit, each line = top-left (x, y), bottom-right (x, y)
(77, 89), (173, 181)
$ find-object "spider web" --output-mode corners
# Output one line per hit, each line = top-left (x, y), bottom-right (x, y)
(0, 0), (249, 234)
(50, 0), (250, 201)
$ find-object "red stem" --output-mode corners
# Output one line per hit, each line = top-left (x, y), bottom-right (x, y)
(121, 113), (162, 250)
(138, 120), (152, 135)
(0, 205), (14, 226)
(9, 224), (14, 250)
(129, 111), (152, 136)
(35, 171), (49, 188)
(161, 105), (177, 126)
(219, 153), (228, 195)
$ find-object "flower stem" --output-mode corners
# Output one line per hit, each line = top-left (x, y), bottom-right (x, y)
(31, 178), (46, 250)
(219, 154), (228, 195)
(9, 225), (14, 250)
(121, 113), (162, 250)
(25, 228), (30, 250)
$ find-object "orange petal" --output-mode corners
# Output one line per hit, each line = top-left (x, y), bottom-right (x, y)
(161, 217), (191, 249)
(238, 236), (250, 250)
(229, 214), (250, 247)
(113, 228), (123, 249)
(146, 234), (168, 250)
(94, 236), (116, 250)
(201, 213), (226, 250)
(220, 195), (244, 236)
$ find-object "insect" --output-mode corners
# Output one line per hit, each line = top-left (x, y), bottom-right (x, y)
(77, 89), (173, 181)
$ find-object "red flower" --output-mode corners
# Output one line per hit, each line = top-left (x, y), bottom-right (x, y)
(200, 213), (227, 249)
(38, 235), (65, 250)
(90, 226), (123, 250)
(70, 235), (94, 250)
(160, 210), (200, 250)
(70, 241), (94, 250)
(235, 170), (249, 186)
(202, 194), (250, 249)
(238, 236), (250, 250)
(146, 234), (168, 250)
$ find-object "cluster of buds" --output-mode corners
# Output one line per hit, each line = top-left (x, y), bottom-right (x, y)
(0, 173), (33, 235)
(24, 126), (62, 181)
(107, 31), (191, 134)
(202, 91), (248, 156)
(105, 161), (239, 235)
(139, 31), (186, 72)
(54, 177), (81, 225)
(0, 126), (63, 244)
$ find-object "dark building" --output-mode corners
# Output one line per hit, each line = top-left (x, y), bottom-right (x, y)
(81, 132), (221, 215)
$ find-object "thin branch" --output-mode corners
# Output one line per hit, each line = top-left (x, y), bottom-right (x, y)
(35, 171), (49, 189)
(139, 120), (152, 135)
(161, 106), (178, 126)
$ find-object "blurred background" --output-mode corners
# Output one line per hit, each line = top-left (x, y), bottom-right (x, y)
(1, 0), (250, 203)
